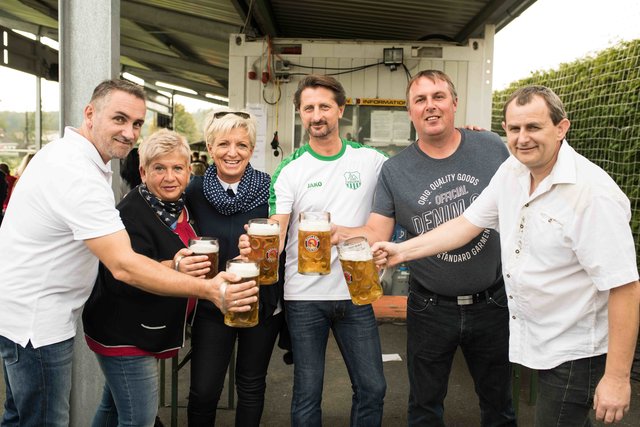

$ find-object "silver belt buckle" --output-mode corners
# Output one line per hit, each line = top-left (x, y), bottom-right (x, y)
(456, 295), (473, 305)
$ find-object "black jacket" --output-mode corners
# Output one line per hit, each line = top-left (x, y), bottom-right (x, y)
(0, 171), (7, 207)
(186, 175), (284, 319)
(82, 187), (194, 353)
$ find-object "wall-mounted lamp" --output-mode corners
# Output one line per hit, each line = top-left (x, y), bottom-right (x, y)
(383, 47), (403, 71)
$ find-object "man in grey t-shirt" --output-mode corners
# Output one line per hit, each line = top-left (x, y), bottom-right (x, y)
(333, 70), (515, 425)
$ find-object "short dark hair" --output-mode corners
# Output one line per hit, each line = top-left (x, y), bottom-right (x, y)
(406, 70), (457, 107)
(293, 74), (346, 110)
(90, 79), (146, 108)
(503, 85), (567, 125)
(120, 148), (142, 188)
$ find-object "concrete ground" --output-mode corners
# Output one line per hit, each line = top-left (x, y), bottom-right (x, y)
(156, 321), (640, 426)
(1, 314), (638, 425)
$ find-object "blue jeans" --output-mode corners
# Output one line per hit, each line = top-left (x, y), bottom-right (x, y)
(285, 300), (386, 427)
(0, 335), (74, 427)
(535, 354), (606, 427)
(91, 354), (159, 427)
(407, 285), (515, 427)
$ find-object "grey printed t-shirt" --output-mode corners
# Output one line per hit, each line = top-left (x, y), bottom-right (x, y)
(373, 128), (509, 296)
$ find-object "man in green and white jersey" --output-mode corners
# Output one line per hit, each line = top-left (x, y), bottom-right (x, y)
(270, 75), (387, 426)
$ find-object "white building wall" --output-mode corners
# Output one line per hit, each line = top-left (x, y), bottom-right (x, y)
(229, 27), (495, 174)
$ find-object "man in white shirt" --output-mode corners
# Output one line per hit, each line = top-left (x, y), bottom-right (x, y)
(372, 85), (640, 426)
(0, 79), (257, 426)
(259, 75), (387, 426)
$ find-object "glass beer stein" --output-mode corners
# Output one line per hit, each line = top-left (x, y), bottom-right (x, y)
(247, 218), (280, 285)
(298, 211), (331, 275)
(337, 236), (383, 305)
(188, 237), (219, 279)
(224, 259), (260, 328)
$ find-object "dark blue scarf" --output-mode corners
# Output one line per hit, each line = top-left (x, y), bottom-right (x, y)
(138, 184), (185, 229)
(202, 163), (270, 216)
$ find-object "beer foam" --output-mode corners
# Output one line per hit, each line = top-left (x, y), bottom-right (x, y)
(189, 242), (219, 253)
(248, 222), (280, 235)
(227, 262), (260, 277)
(339, 251), (373, 262)
(299, 219), (331, 232)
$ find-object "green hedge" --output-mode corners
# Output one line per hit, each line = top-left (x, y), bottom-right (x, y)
(492, 40), (640, 266)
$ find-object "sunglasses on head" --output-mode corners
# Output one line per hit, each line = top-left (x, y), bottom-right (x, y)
(213, 111), (251, 119)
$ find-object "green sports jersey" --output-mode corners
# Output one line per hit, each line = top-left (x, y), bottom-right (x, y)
(270, 139), (387, 300)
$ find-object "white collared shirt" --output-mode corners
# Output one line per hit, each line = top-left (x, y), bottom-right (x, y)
(0, 127), (124, 348)
(217, 176), (238, 194)
(464, 142), (638, 369)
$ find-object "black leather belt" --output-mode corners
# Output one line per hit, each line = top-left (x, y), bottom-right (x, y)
(410, 279), (504, 306)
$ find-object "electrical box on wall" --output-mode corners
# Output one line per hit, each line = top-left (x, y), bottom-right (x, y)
(275, 60), (290, 72)
(228, 30), (496, 174)
(274, 60), (291, 82)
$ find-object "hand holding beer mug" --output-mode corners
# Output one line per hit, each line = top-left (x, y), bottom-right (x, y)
(172, 248), (212, 277)
(189, 237), (219, 279)
(298, 211), (331, 275)
(337, 236), (383, 305)
(247, 218), (280, 285)
(212, 270), (258, 315)
(224, 259), (260, 327)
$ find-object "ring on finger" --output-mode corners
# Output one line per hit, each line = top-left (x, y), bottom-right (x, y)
(174, 255), (184, 271)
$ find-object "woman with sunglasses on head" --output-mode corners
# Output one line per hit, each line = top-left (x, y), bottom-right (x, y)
(185, 110), (285, 426)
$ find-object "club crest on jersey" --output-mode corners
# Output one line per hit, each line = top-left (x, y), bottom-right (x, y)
(344, 171), (361, 190)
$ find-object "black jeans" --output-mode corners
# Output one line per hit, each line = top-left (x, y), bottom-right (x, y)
(535, 354), (606, 427)
(187, 302), (283, 427)
(406, 284), (516, 426)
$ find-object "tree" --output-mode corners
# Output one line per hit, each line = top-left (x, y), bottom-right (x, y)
(172, 103), (199, 143)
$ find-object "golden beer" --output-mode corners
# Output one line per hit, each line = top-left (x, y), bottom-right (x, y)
(298, 212), (331, 275)
(189, 237), (219, 279)
(337, 236), (383, 305)
(224, 260), (260, 328)
(247, 219), (280, 285)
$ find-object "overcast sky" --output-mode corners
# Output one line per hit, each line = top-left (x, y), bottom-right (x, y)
(493, 0), (640, 89)
(1, 0), (639, 112)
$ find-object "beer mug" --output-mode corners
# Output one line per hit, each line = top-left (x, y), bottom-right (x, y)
(298, 211), (331, 275)
(188, 237), (219, 279)
(224, 259), (260, 328)
(337, 236), (383, 305)
(247, 218), (280, 285)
